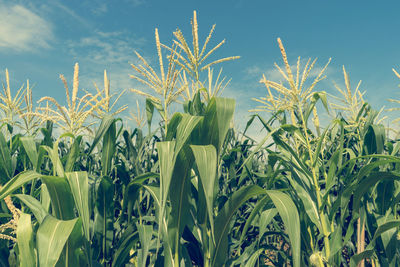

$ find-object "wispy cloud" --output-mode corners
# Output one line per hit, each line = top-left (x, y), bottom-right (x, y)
(245, 60), (332, 83)
(63, 30), (151, 123)
(85, 0), (145, 16)
(50, 1), (92, 29)
(0, 3), (53, 52)
(91, 3), (108, 15)
(67, 31), (146, 65)
(124, 0), (146, 7)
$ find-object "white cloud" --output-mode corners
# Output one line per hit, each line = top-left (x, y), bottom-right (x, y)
(0, 4), (53, 52)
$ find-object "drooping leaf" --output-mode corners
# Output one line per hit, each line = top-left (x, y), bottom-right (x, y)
(15, 194), (47, 224)
(0, 171), (41, 199)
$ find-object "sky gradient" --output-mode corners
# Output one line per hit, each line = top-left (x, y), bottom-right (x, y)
(1, 0), (400, 137)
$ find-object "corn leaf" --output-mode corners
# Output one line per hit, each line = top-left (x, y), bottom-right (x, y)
(0, 170), (41, 199)
(41, 175), (75, 220)
(66, 171), (90, 239)
(16, 213), (36, 267)
(37, 215), (78, 267)
(15, 194), (47, 224)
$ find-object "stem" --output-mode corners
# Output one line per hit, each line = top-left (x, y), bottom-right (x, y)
(357, 215), (365, 267)
(298, 105), (331, 260)
(163, 98), (168, 135)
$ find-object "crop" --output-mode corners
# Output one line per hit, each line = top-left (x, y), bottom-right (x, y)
(0, 10), (400, 267)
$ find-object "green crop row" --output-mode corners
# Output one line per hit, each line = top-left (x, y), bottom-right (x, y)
(0, 10), (400, 267)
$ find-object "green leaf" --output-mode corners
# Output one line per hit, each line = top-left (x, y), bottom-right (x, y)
(212, 185), (265, 267)
(37, 215), (78, 267)
(0, 132), (12, 181)
(146, 98), (155, 132)
(165, 113), (183, 141)
(0, 171), (41, 199)
(96, 175), (114, 261)
(137, 223), (153, 266)
(168, 147), (193, 261)
(244, 248), (264, 267)
(88, 115), (115, 155)
(66, 171), (90, 239)
(112, 226), (138, 267)
(15, 194), (47, 224)
(286, 172), (322, 232)
(239, 195), (270, 244)
(143, 185), (161, 210)
(96, 175), (114, 218)
(20, 136), (38, 171)
(41, 175), (75, 220)
(16, 213), (36, 267)
(203, 97), (235, 155)
(42, 145), (64, 177)
(259, 208), (278, 240)
(123, 172), (159, 223)
(156, 141), (176, 210)
(40, 184), (51, 212)
(175, 114), (202, 153)
(101, 119), (116, 176)
(266, 190), (301, 267)
(65, 218), (85, 266)
(364, 124), (385, 154)
(65, 136), (82, 172)
(352, 172), (400, 213)
(190, 145), (217, 240)
(350, 220), (400, 267)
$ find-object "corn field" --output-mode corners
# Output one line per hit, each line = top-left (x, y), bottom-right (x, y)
(1, 11), (400, 267)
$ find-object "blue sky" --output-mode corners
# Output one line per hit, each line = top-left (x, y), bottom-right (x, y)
(1, 0), (400, 136)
